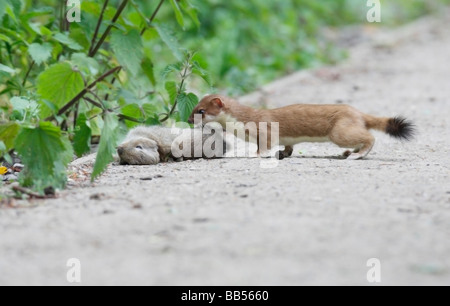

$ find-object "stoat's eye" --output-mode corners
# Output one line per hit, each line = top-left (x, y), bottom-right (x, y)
(136, 145), (143, 150)
(198, 109), (205, 115)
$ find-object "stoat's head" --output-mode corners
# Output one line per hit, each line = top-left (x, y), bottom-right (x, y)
(188, 94), (225, 126)
(117, 137), (160, 165)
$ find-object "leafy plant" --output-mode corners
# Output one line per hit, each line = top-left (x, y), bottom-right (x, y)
(0, 0), (205, 193)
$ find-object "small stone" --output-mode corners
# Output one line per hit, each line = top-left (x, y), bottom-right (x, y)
(90, 193), (105, 200)
(12, 163), (24, 172)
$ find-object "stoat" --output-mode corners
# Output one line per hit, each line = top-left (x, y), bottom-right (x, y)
(117, 125), (227, 165)
(188, 94), (415, 160)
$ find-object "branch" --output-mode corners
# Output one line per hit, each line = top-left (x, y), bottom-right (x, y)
(45, 66), (122, 121)
(12, 185), (54, 199)
(88, 0), (129, 57)
(141, 0), (165, 36)
(84, 96), (105, 110)
(89, 0), (109, 55)
(104, 67), (122, 101)
(117, 114), (144, 123)
(22, 61), (35, 87)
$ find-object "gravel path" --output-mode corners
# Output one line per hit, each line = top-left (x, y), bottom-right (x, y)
(1, 14), (449, 285)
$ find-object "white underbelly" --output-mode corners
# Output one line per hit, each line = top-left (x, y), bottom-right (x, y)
(279, 136), (330, 146)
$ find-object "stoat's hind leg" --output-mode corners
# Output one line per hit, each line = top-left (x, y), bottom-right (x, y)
(342, 148), (360, 158)
(330, 122), (375, 160)
(346, 141), (374, 160)
(275, 146), (294, 160)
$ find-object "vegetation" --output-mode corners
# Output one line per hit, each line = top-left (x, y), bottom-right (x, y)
(0, 0), (448, 195)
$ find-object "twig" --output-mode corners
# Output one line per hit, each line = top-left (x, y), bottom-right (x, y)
(88, 0), (129, 57)
(160, 58), (191, 123)
(12, 186), (54, 199)
(89, 0), (110, 55)
(22, 61), (35, 87)
(141, 0), (165, 36)
(84, 96), (105, 109)
(117, 114), (144, 123)
(73, 102), (79, 130)
(104, 67), (122, 101)
(45, 66), (122, 121)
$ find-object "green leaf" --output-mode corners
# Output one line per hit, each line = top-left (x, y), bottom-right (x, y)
(10, 97), (38, 120)
(0, 1), (7, 21)
(0, 63), (15, 74)
(121, 104), (143, 128)
(73, 113), (92, 157)
(142, 103), (158, 117)
(170, 0), (185, 29)
(110, 29), (143, 76)
(161, 63), (182, 80)
(71, 53), (99, 75)
(141, 57), (156, 86)
(37, 63), (85, 118)
(0, 122), (20, 150)
(53, 33), (83, 51)
(28, 43), (53, 65)
(15, 122), (73, 192)
(154, 23), (182, 61)
(192, 61), (213, 87)
(180, 0), (200, 28)
(0, 33), (11, 43)
(177, 92), (198, 122)
(165, 81), (177, 104)
(92, 113), (119, 181)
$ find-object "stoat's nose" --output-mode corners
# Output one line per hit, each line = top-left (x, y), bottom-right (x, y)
(188, 117), (194, 124)
(117, 147), (124, 156)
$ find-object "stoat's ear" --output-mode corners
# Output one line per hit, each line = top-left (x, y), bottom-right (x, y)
(211, 97), (223, 108)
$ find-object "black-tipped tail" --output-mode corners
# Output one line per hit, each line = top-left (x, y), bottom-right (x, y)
(386, 117), (415, 141)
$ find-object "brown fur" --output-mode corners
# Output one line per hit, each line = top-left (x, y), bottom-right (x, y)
(189, 95), (414, 160)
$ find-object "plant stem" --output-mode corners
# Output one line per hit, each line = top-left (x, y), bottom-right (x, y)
(73, 103), (79, 130)
(141, 0), (165, 36)
(160, 55), (192, 123)
(45, 66), (122, 121)
(12, 185), (53, 199)
(104, 67), (122, 101)
(89, 0), (109, 55)
(105, 0), (163, 101)
(88, 0), (129, 57)
(117, 114), (144, 123)
(22, 61), (35, 87)
(84, 96), (105, 109)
